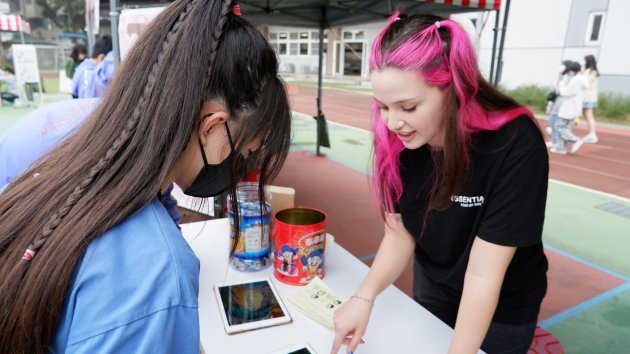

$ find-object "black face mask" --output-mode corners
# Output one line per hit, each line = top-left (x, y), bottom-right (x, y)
(184, 123), (248, 198)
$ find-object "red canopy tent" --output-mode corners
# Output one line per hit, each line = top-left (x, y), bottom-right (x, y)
(423, 0), (501, 11)
(0, 15), (30, 34)
(0, 14), (31, 44)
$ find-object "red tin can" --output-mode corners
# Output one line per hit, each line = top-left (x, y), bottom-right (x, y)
(273, 208), (326, 286)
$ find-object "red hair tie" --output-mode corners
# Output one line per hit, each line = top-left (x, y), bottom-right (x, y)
(22, 248), (36, 261)
(233, 4), (241, 16)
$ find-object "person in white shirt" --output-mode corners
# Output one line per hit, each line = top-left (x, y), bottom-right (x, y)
(0, 67), (20, 105)
(551, 61), (588, 155)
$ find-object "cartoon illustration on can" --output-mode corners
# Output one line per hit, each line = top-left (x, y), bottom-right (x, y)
(276, 245), (299, 276)
(299, 248), (324, 284)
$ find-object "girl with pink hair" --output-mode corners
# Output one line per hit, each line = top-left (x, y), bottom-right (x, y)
(331, 13), (548, 354)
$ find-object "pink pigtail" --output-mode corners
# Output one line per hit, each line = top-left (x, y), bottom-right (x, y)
(369, 11), (407, 213)
(370, 102), (405, 213)
(387, 24), (445, 79)
(370, 11), (402, 71)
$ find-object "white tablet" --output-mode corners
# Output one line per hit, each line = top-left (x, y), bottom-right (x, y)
(213, 278), (292, 334)
(268, 342), (317, 354)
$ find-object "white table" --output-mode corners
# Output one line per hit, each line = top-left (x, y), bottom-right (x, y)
(182, 220), (482, 354)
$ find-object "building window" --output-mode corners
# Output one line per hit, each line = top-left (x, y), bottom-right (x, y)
(343, 30), (367, 41)
(585, 11), (605, 45)
(289, 43), (298, 55)
(278, 43), (287, 55)
(269, 30), (327, 57)
(300, 43), (309, 55)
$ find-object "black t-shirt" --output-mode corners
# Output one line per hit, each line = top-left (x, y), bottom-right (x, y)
(396, 115), (548, 325)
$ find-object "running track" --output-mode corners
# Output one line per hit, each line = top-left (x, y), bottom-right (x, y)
(287, 85), (630, 198)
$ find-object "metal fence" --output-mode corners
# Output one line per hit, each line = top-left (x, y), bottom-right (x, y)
(33, 44), (73, 73)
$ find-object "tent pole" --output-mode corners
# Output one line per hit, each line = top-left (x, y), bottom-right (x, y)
(110, 0), (121, 67)
(87, 0), (95, 56)
(495, 0), (511, 86)
(316, 6), (325, 156)
(489, 8), (500, 85)
(19, 15), (25, 44)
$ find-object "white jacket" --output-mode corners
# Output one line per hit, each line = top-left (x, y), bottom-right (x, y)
(558, 73), (589, 119)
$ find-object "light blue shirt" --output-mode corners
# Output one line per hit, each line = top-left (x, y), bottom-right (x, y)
(51, 198), (200, 353)
(0, 99), (98, 188)
(72, 59), (97, 98)
(94, 51), (115, 97)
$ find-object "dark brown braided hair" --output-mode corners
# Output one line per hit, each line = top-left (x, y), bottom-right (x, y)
(0, 0), (291, 352)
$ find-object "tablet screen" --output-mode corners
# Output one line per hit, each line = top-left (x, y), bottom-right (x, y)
(217, 280), (286, 326)
(268, 344), (315, 354)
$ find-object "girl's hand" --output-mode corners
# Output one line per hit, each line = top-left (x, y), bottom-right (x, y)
(330, 296), (373, 354)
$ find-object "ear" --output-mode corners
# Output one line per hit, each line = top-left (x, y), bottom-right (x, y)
(97, 53), (106, 62)
(198, 101), (229, 147)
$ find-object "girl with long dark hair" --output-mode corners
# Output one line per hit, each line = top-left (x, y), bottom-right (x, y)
(0, 1), (291, 352)
(582, 54), (599, 143)
(332, 13), (548, 354)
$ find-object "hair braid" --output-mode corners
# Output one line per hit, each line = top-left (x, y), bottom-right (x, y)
(204, 0), (233, 93)
(20, 0), (197, 262)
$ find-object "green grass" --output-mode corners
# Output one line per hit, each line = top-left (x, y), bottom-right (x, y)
(505, 85), (550, 113)
(598, 93), (630, 123)
(42, 76), (60, 94)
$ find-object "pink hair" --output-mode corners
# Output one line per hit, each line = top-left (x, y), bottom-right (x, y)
(370, 13), (533, 214)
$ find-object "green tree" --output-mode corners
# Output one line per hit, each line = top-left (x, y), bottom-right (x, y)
(35, 0), (86, 33)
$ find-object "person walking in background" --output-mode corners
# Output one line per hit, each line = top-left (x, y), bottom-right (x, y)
(0, 67), (20, 106)
(65, 44), (87, 83)
(551, 61), (588, 155)
(582, 54), (599, 143)
(94, 51), (116, 97)
(545, 60), (573, 149)
(71, 36), (113, 99)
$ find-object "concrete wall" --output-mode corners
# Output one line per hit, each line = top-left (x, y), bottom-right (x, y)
(476, 0), (574, 88)
(597, 0), (630, 94)
(474, 0), (627, 94)
(564, 0), (608, 47)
